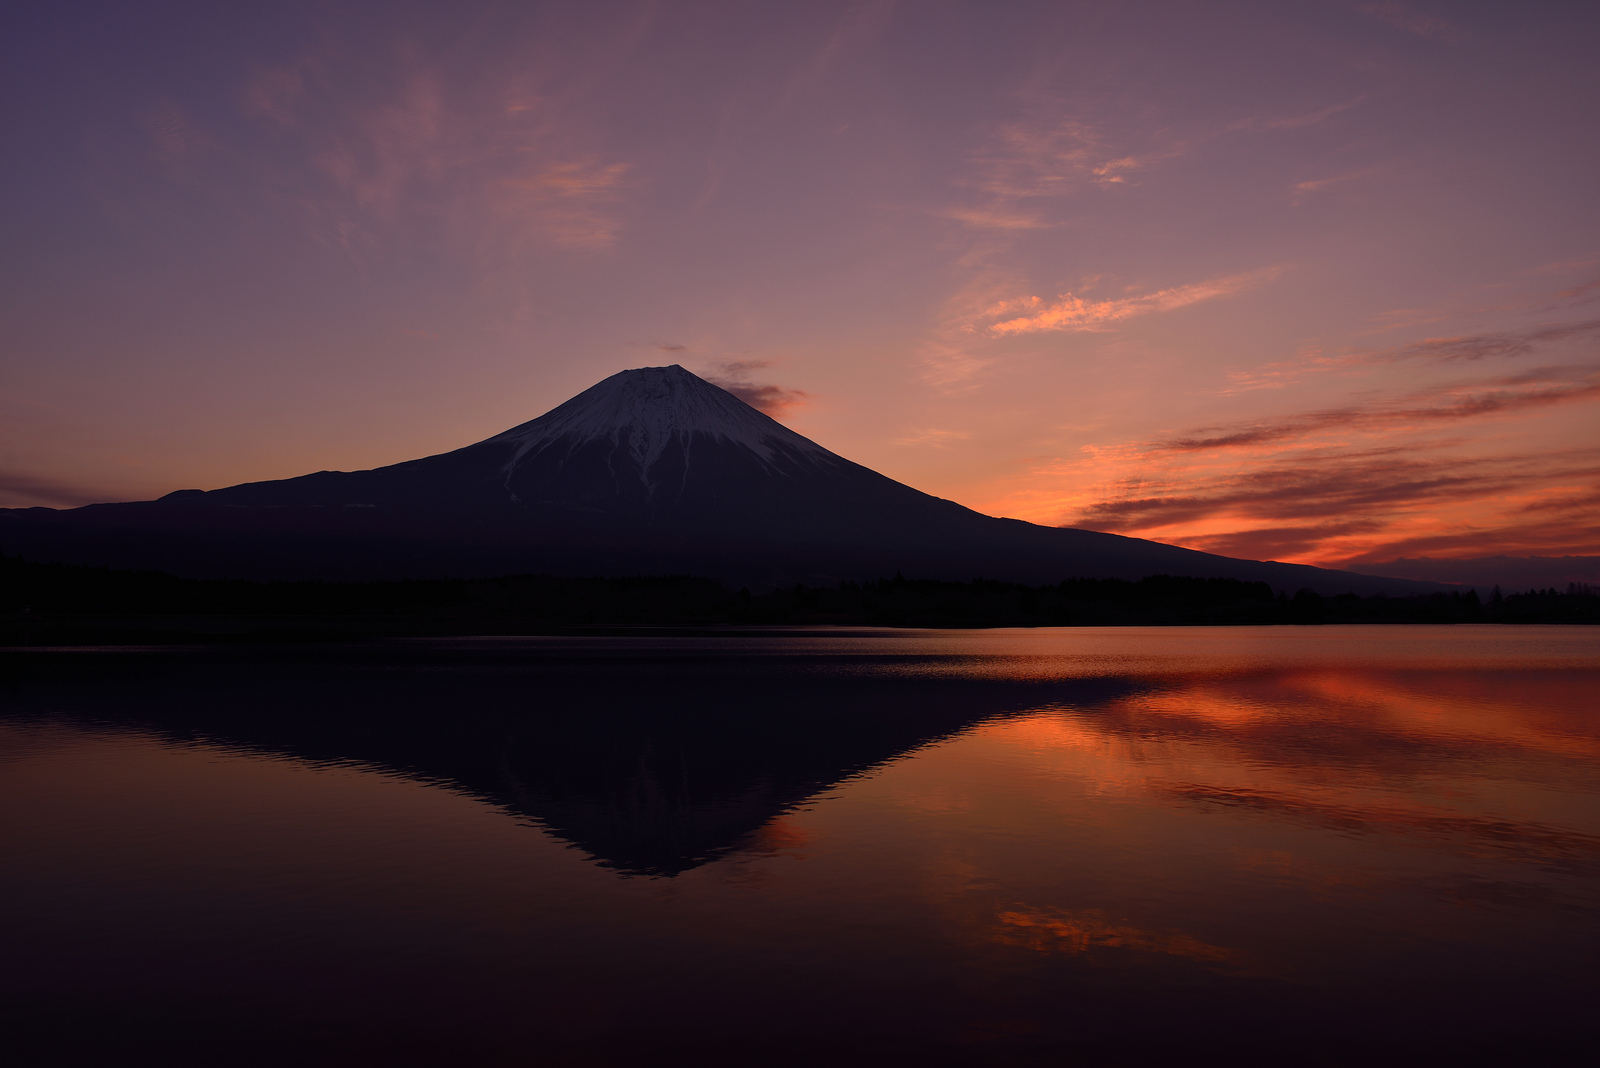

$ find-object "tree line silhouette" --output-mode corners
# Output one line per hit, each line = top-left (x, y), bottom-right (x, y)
(1, 553), (1595, 644)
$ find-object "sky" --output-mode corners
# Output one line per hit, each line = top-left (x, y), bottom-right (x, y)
(3, 0), (1597, 572)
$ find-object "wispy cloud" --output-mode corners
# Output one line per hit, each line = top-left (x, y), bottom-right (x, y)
(985, 267), (1282, 336)
(1219, 318), (1600, 392)
(1164, 369), (1600, 452)
(1523, 256), (1600, 275)
(701, 360), (809, 417)
(242, 64), (306, 128)
(692, 0), (898, 214)
(1229, 97), (1366, 132)
(1078, 445), (1510, 529)
(1359, 2), (1462, 42)
(1090, 156), (1142, 185)
(1289, 168), (1383, 203)
(1359, 272), (1600, 335)
(971, 114), (1185, 202)
(1544, 278), (1600, 311)
(496, 158), (632, 249)
(916, 340), (994, 390)
(935, 207), (1052, 231)
(1177, 521), (1391, 564)
(141, 101), (211, 162)
(894, 428), (972, 447)
(0, 470), (111, 509)
(916, 86), (1208, 391)
(1386, 320), (1600, 362)
(1340, 520), (1600, 571)
(777, 0), (899, 106)
(139, 100), (220, 184)
(972, 117), (1102, 201)
(228, 43), (638, 266)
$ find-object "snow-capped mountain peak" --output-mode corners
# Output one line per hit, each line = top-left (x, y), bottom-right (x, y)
(485, 365), (830, 474)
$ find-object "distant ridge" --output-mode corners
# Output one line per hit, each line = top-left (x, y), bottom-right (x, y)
(0, 365), (1444, 595)
(1355, 555), (1600, 592)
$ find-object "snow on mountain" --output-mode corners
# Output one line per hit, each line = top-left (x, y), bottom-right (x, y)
(485, 365), (831, 481)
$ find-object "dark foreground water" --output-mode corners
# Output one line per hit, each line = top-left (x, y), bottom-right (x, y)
(2, 626), (1597, 1067)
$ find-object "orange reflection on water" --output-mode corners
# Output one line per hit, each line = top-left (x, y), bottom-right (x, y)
(1166, 782), (1600, 872)
(803, 646), (1600, 995)
(892, 784), (975, 815)
(744, 816), (812, 855)
(972, 667), (1600, 855)
(993, 907), (1239, 965)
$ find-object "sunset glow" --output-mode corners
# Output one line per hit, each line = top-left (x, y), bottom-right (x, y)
(3, 2), (1595, 572)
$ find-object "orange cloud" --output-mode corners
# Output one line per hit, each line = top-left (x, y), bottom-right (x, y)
(1090, 156), (1141, 184)
(986, 268), (1282, 335)
(1066, 432), (1600, 566)
(975, 347), (1600, 567)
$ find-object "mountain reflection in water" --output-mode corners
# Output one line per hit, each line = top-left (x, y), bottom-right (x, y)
(2, 627), (1597, 1067)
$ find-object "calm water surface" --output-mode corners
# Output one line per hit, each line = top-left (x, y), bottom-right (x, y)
(2, 626), (1597, 1066)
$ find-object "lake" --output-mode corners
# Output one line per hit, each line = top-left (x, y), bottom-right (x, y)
(3, 626), (1597, 1066)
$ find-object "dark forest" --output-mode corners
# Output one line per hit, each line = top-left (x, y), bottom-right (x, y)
(3, 554), (1594, 645)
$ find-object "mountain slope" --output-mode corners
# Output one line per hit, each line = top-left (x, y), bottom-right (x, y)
(0, 365), (1442, 594)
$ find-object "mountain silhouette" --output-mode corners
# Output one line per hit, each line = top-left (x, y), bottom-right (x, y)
(0, 365), (1435, 594)
(0, 643), (1142, 876)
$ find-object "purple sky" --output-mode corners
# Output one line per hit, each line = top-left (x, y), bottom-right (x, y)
(3, 1), (1597, 568)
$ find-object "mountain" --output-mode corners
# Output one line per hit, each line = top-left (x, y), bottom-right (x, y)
(0, 365), (1440, 594)
(0, 643), (1142, 876)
